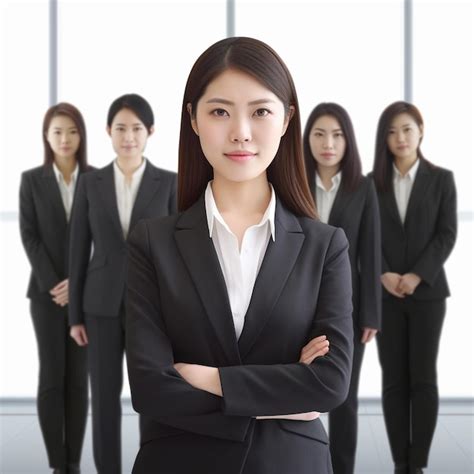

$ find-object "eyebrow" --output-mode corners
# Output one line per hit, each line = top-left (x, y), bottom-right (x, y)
(313, 127), (343, 132)
(205, 98), (277, 106)
(53, 127), (78, 130)
(390, 123), (413, 129)
(114, 123), (144, 126)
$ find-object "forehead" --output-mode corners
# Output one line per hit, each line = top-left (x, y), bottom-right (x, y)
(111, 108), (143, 125)
(49, 115), (76, 128)
(390, 112), (419, 128)
(312, 115), (341, 130)
(201, 68), (280, 103)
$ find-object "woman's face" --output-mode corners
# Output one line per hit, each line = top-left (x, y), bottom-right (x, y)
(387, 112), (422, 161)
(108, 108), (153, 161)
(46, 115), (81, 161)
(309, 115), (346, 173)
(189, 68), (292, 184)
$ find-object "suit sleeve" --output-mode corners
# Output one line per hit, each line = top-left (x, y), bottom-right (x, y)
(125, 220), (251, 441)
(68, 175), (92, 325)
(19, 172), (60, 292)
(219, 227), (354, 416)
(411, 171), (457, 286)
(357, 181), (382, 330)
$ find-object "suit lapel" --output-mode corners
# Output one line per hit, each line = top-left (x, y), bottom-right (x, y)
(41, 164), (68, 227)
(96, 163), (124, 239)
(404, 159), (431, 229)
(327, 185), (351, 226)
(174, 198), (241, 365)
(130, 161), (161, 230)
(238, 200), (305, 359)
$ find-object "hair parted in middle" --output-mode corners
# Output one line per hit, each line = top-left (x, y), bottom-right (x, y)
(303, 102), (362, 194)
(178, 36), (316, 218)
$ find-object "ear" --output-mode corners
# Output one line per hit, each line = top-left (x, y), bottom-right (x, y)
(148, 125), (155, 137)
(281, 105), (295, 137)
(187, 103), (199, 136)
(106, 126), (112, 137)
(419, 124), (424, 139)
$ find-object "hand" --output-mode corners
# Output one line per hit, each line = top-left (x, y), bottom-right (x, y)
(381, 272), (405, 298)
(257, 411), (320, 421)
(397, 273), (421, 296)
(174, 363), (222, 397)
(70, 324), (88, 346)
(361, 327), (378, 344)
(50, 279), (69, 306)
(299, 335), (329, 365)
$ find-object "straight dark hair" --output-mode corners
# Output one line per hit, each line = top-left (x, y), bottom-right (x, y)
(107, 93), (154, 133)
(303, 102), (362, 194)
(178, 36), (316, 218)
(42, 102), (88, 171)
(373, 101), (429, 192)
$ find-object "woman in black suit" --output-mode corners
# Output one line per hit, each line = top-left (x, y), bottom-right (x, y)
(19, 103), (92, 474)
(372, 101), (457, 474)
(303, 102), (382, 474)
(125, 37), (354, 474)
(68, 93), (177, 474)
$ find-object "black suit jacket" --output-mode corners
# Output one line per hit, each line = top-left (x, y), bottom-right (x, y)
(372, 159), (457, 299)
(68, 160), (177, 324)
(19, 164), (94, 300)
(310, 176), (382, 330)
(125, 196), (354, 473)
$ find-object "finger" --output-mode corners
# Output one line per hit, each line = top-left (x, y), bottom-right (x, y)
(300, 345), (330, 363)
(301, 348), (329, 365)
(301, 336), (327, 354)
(301, 340), (329, 358)
(81, 330), (88, 345)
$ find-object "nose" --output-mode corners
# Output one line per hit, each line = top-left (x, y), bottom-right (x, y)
(124, 130), (135, 142)
(230, 117), (251, 143)
(323, 136), (334, 149)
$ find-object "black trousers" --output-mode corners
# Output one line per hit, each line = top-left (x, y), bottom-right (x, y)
(85, 311), (126, 474)
(30, 299), (88, 469)
(376, 296), (446, 468)
(329, 324), (366, 474)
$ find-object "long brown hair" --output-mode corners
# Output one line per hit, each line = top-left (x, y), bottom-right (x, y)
(303, 102), (362, 194)
(178, 36), (316, 218)
(42, 102), (88, 171)
(373, 101), (428, 192)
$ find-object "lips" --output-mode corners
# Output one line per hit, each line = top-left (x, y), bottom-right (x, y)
(224, 151), (256, 162)
(321, 153), (335, 158)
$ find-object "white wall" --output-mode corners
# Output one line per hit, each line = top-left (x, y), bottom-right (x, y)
(1, 0), (473, 398)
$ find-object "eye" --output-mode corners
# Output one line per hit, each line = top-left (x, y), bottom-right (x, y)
(313, 132), (323, 137)
(211, 108), (229, 117)
(334, 132), (344, 138)
(254, 108), (271, 117)
(133, 127), (143, 132)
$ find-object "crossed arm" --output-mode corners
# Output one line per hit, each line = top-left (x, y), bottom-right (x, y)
(173, 334), (330, 420)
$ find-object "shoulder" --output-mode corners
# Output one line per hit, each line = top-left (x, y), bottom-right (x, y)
(21, 165), (44, 180)
(298, 216), (348, 248)
(146, 162), (177, 181)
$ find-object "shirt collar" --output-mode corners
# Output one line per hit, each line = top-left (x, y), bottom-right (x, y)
(315, 171), (342, 192)
(113, 157), (147, 181)
(393, 159), (420, 181)
(204, 181), (276, 241)
(52, 162), (78, 185)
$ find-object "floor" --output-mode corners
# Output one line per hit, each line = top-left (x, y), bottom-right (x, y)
(0, 399), (472, 473)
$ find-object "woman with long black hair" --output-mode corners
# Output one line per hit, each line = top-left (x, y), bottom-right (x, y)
(372, 101), (457, 474)
(20, 102), (92, 474)
(303, 102), (382, 474)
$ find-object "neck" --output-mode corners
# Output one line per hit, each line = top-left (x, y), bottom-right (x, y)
(211, 173), (271, 217)
(116, 155), (144, 177)
(317, 165), (340, 191)
(394, 154), (418, 176)
(54, 155), (77, 183)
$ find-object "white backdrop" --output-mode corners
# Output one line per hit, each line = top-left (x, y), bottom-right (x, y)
(0, 0), (473, 398)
